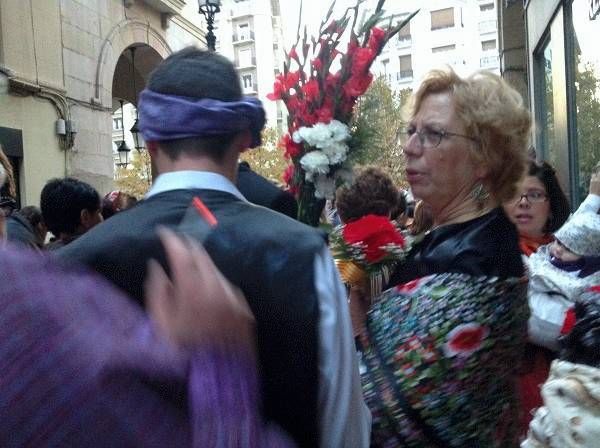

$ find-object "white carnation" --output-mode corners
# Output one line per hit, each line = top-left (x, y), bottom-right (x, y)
(328, 120), (351, 142)
(314, 174), (336, 199)
(321, 142), (348, 165)
(292, 130), (303, 144)
(300, 150), (330, 175)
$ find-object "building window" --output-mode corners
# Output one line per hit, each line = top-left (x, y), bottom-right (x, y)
(481, 39), (496, 51)
(479, 3), (494, 12)
(382, 59), (389, 76)
(535, 40), (558, 170)
(399, 55), (413, 79)
(398, 21), (411, 41)
(238, 48), (253, 67)
(432, 44), (456, 53)
(113, 117), (123, 130)
(242, 74), (253, 89)
(238, 23), (250, 40)
(431, 8), (454, 30)
(570, 0), (600, 199)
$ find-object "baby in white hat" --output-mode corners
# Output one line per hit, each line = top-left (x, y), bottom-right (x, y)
(527, 177), (600, 351)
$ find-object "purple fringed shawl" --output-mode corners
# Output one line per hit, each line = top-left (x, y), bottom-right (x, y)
(0, 245), (293, 447)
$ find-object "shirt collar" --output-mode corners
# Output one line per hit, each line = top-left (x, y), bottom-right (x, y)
(146, 171), (247, 202)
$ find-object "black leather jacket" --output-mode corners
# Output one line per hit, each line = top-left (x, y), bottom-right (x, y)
(389, 207), (525, 287)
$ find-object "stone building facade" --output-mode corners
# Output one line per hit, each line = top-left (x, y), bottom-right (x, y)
(0, 0), (206, 205)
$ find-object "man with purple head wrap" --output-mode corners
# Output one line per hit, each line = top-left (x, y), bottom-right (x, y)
(57, 47), (370, 447)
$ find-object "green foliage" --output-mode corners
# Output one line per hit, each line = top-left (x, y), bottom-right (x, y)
(575, 61), (600, 197)
(115, 150), (152, 198)
(240, 127), (288, 185)
(350, 76), (411, 186)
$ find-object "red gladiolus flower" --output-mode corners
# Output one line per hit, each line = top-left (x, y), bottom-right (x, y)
(367, 27), (386, 52)
(288, 47), (299, 60)
(343, 72), (373, 97)
(351, 47), (376, 75)
(279, 134), (302, 159)
(346, 35), (359, 57)
(283, 164), (295, 186)
(316, 106), (333, 123)
(302, 79), (320, 102)
(267, 79), (285, 100)
(342, 214), (405, 263)
(283, 71), (300, 90)
(311, 58), (323, 70)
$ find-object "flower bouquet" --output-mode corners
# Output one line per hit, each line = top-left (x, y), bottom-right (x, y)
(329, 214), (410, 300)
(268, 0), (418, 226)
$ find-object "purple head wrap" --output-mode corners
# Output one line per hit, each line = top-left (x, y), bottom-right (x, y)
(138, 89), (266, 148)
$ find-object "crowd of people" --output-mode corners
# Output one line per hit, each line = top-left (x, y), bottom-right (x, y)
(1, 46), (599, 448)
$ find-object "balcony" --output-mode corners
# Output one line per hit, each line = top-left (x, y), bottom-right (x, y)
(141, 0), (185, 15)
(480, 54), (499, 69)
(478, 19), (497, 34)
(233, 31), (255, 44)
(397, 35), (412, 48)
(235, 56), (257, 68)
(242, 83), (258, 94)
(398, 70), (413, 81)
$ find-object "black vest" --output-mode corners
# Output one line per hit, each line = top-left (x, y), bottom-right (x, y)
(57, 189), (324, 447)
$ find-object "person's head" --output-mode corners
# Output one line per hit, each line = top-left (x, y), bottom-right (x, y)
(401, 68), (531, 217)
(16, 206), (47, 244)
(41, 178), (103, 239)
(551, 211), (600, 261)
(504, 161), (571, 238)
(335, 167), (399, 223)
(140, 47), (264, 177)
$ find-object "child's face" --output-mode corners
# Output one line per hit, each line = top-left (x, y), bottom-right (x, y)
(550, 240), (581, 262)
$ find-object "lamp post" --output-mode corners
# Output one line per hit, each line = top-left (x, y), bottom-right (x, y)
(128, 46), (145, 151)
(116, 100), (131, 168)
(198, 0), (221, 51)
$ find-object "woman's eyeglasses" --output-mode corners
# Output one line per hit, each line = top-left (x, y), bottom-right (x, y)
(514, 191), (548, 204)
(399, 127), (479, 150)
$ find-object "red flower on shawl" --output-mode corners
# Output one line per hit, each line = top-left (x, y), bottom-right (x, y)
(443, 323), (489, 357)
(342, 214), (405, 263)
(588, 285), (600, 293)
(396, 277), (425, 293)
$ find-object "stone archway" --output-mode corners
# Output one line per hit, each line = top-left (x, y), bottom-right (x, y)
(94, 19), (171, 108)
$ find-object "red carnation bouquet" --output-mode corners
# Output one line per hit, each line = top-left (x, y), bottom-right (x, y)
(330, 214), (411, 300)
(268, 0), (417, 226)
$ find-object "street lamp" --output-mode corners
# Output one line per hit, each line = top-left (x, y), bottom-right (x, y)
(198, 0), (221, 51)
(116, 99), (131, 168)
(128, 46), (145, 151)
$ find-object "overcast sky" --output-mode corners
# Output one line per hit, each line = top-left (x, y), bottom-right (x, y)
(282, 0), (361, 48)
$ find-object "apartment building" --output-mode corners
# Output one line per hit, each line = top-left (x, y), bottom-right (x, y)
(369, 0), (500, 91)
(215, 0), (286, 130)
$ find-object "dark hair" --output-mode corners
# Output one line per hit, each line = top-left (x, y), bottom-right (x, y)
(528, 161), (571, 233)
(390, 190), (408, 221)
(336, 167), (398, 223)
(16, 206), (43, 228)
(147, 47), (242, 160)
(41, 178), (100, 236)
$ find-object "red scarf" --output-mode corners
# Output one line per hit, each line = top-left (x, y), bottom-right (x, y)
(518, 233), (554, 257)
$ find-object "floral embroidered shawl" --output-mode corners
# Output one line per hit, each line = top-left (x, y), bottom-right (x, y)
(360, 273), (529, 447)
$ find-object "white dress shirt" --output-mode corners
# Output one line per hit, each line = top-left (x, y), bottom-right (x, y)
(147, 171), (371, 447)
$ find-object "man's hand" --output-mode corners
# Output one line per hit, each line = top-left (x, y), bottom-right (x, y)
(145, 228), (254, 349)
